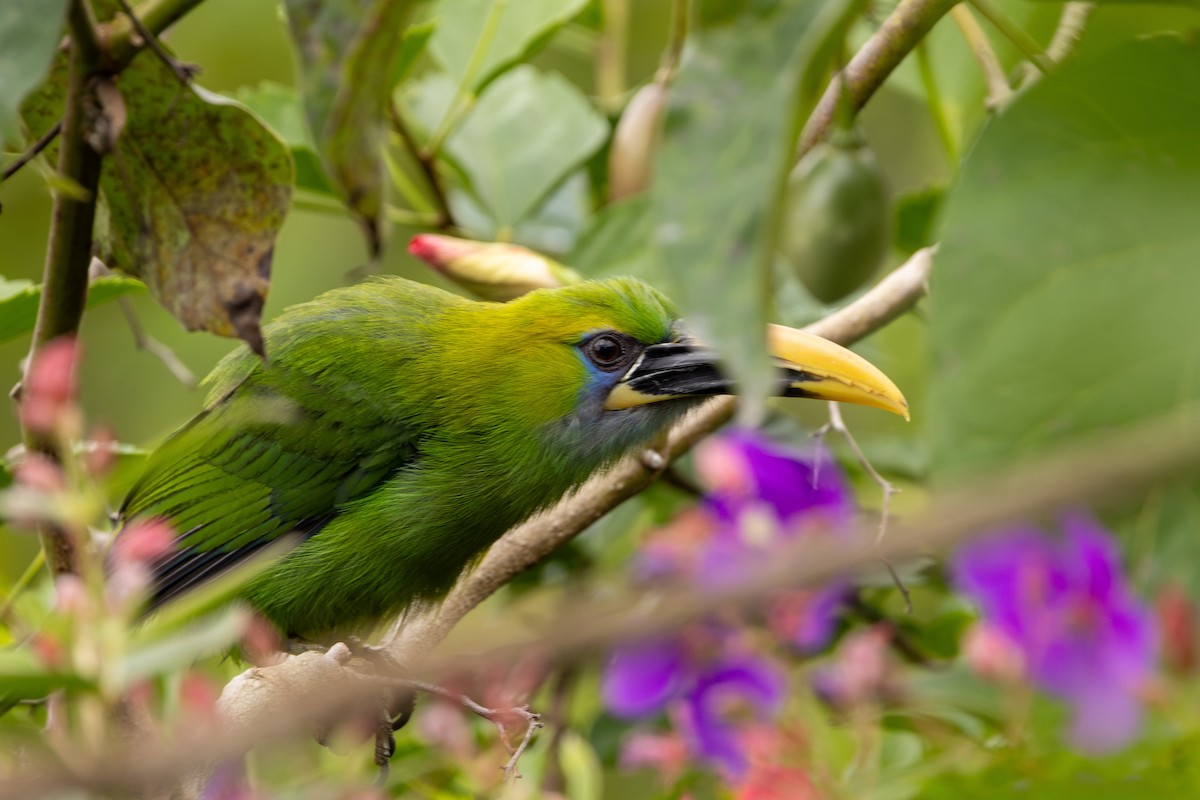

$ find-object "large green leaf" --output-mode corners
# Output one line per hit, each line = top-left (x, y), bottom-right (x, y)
(232, 81), (336, 196)
(428, 0), (588, 96)
(285, 0), (417, 254)
(0, 0), (68, 144)
(931, 37), (1200, 480)
(22, 44), (293, 352)
(929, 39), (1200, 587)
(0, 274), (144, 345)
(651, 0), (860, 415)
(445, 66), (607, 232)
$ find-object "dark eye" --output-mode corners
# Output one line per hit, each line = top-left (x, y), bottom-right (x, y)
(583, 333), (629, 371)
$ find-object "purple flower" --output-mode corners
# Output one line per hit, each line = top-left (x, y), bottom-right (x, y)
(953, 513), (1157, 753)
(606, 430), (856, 775)
(603, 633), (785, 777)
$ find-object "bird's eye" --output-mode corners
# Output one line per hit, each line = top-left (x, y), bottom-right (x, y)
(583, 333), (629, 371)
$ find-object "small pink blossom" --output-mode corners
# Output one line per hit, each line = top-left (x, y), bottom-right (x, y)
(111, 518), (176, 565)
(20, 337), (80, 436)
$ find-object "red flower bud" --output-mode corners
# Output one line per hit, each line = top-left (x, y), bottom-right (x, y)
(1156, 583), (1197, 675)
(408, 234), (580, 302)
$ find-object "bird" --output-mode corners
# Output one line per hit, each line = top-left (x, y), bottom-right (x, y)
(116, 275), (907, 640)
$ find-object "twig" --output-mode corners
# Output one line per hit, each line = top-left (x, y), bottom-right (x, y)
(814, 402), (899, 542)
(1016, 2), (1094, 91)
(1044, 2), (1093, 63)
(1, 121), (63, 184)
(950, 5), (1013, 110)
(388, 101), (454, 230)
(813, 401), (909, 609)
(966, 0), (1051, 75)
(117, 297), (197, 387)
(799, 0), (961, 158)
(400, 680), (543, 780)
(98, 0), (209, 71)
(654, 0), (689, 85)
(24, 0), (106, 577)
(845, 595), (940, 667)
(914, 41), (956, 163)
(113, 0), (199, 85)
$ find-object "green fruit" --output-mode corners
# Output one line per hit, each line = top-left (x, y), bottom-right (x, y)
(782, 130), (890, 304)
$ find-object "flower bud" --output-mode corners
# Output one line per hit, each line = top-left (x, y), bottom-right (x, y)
(1156, 583), (1197, 675)
(609, 82), (667, 201)
(961, 623), (1026, 684)
(20, 337), (81, 437)
(408, 234), (580, 302)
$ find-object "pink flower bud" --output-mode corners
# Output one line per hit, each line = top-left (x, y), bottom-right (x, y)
(84, 425), (118, 478)
(1156, 583), (1197, 675)
(694, 438), (754, 498)
(53, 574), (88, 616)
(962, 623), (1026, 684)
(241, 613), (286, 667)
(20, 337), (80, 436)
(609, 82), (667, 201)
(31, 633), (65, 668)
(111, 518), (176, 565)
(815, 625), (893, 708)
(619, 730), (689, 781)
(179, 670), (221, 723)
(14, 453), (66, 493)
(408, 234), (580, 302)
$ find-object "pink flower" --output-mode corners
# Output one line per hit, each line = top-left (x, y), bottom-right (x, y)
(20, 337), (80, 436)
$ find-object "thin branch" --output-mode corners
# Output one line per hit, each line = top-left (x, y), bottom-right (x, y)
(112, 0), (199, 84)
(815, 401), (899, 542)
(914, 41), (956, 163)
(799, 0), (961, 158)
(398, 680), (543, 780)
(654, 0), (689, 85)
(24, 0), (106, 576)
(98, 0), (209, 71)
(388, 101), (454, 230)
(117, 297), (197, 387)
(950, 5), (1013, 110)
(966, 0), (1052, 75)
(1017, 2), (1094, 91)
(386, 247), (935, 664)
(1, 121), (62, 184)
(1044, 2), (1094, 63)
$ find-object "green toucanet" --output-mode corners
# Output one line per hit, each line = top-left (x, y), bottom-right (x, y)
(116, 276), (907, 638)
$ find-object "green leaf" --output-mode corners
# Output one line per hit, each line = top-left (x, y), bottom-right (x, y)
(931, 37), (1200, 481)
(0, 0), (68, 144)
(119, 607), (247, 687)
(428, 0), (589, 95)
(23, 38), (294, 352)
(446, 66), (607, 231)
(0, 274), (145, 345)
(0, 648), (91, 702)
(567, 196), (658, 280)
(232, 82), (336, 196)
(652, 0), (863, 416)
(893, 184), (945, 255)
(559, 730), (603, 800)
(285, 0), (418, 253)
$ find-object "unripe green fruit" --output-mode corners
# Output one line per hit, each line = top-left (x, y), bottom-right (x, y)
(782, 131), (890, 303)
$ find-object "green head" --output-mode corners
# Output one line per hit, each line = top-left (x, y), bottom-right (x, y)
(429, 276), (906, 470)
